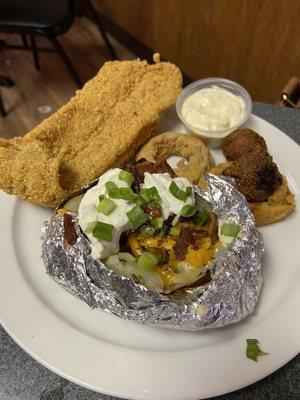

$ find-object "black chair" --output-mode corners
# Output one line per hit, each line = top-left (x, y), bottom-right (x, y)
(0, 0), (117, 89)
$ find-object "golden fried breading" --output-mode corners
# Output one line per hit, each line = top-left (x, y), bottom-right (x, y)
(204, 162), (295, 226)
(136, 132), (213, 182)
(222, 129), (267, 160)
(249, 175), (295, 226)
(0, 59), (182, 207)
(222, 148), (282, 203)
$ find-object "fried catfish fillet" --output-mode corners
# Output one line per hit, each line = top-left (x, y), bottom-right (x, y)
(0, 59), (182, 207)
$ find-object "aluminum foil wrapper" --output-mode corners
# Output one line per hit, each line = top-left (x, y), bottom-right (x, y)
(41, 174), (263, 331)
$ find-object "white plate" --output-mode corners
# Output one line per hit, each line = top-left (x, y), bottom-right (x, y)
(0, 113), (300, 400)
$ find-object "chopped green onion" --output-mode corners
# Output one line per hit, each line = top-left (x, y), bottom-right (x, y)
(105, 181), (135, 201)
(97, 198), (116, 215)
(140, 186), (160, 204)
(169, 181), (188, 201)
(139, 225), (155, 237)
(118, 170), (134, 186)
(127, 205), (148, 229)
(180, 204), (197, 217)
(193, 210), (209, 226)
(220, 223), (240, 237)
(186, 186), (193, 196)
(84, 221), (97, 234)
(155, 223), (168, 237)
(105, 181), (119, 198)
(134, 195), (146, 206)
(195, 196), (212, 213)
(92, 221), (113, 242)
(138, 252), (158, 270)
(118, 187), (136, 201)
(145, 186), (158, 198)
(98, 194), (105, 202)
(151, 217), (163, 229)
(169, 226), (181, 236)
(246, 339), (268, 362)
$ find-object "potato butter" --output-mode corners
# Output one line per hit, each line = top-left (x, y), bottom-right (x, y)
(181, 85), (246, 131)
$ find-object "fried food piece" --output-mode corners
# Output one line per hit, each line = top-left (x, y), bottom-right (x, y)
(136, 132), (213, 182)
(250, 175), (295, 226)
(207, 162), (295, 226)
(223, 148), (282, 203)
(222, 129), (267, 160)
(0, 59), (182, 207)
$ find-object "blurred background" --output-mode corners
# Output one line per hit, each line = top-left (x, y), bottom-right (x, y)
(0, 0), (299, 138)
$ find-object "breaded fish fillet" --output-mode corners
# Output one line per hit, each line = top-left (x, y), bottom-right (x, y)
(0, 59), (182, 207)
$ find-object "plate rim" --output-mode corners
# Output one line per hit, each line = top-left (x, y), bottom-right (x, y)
(0, 113), (300, 400)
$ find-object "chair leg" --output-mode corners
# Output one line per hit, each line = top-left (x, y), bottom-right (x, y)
(30, 34), (40, 70)
(85, 0), (118, 60)
(21, 33), (28, 48)
(47, 36), (82, 88)
(0, 92), (7, 117)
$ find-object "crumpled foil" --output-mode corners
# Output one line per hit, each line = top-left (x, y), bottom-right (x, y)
(41, 174), (263, 331)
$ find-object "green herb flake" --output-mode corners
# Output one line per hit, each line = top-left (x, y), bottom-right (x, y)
(169, 181), (188, 201)
(97, 198), (116, 215)
(105, 181), (136, 201)
(138, 252), (158, 270)
(151, 217), (163, 229)
(169, 226), (181, 236)
(155, 223), (168, 237)
(193, 210), (209, 226)
(118, 187), (136, 201)
(118, 170), (134, 186)
(105, 181), (119, 198)
(220, 222), (240, 237)
(127, 205), (148, 229)
(92, 221), (114, 242)
(186, 186), (193, 196)
(180, 204), (197, 217)
(134, 195), (146, 206)
(246, 339), (268, 362)
(139, 186), (160, 204)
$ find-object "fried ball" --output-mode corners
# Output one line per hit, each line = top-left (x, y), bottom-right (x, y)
(222, 129), (267, 160)
(223, 148), (282, 203)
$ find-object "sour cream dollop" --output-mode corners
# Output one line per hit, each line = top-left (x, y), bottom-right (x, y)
(142, 173), (194, 219)
(181, 85), (245, 131)
(78, 168), (132, 259)
(78, 168), (195, 260)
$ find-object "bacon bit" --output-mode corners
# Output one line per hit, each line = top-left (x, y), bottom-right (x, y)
(173, 227), (193, 260)
(173, 226), (207, 259)
(63, 214), (77, 245)
(201, 213), (219, 244)
(144, 203), (162, 218)
(124, 159), (175, 191)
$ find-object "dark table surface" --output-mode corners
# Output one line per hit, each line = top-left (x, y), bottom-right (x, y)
(1, 102), (299, 400)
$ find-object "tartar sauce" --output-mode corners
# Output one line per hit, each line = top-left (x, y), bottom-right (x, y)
(181, 85), (245, 131)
